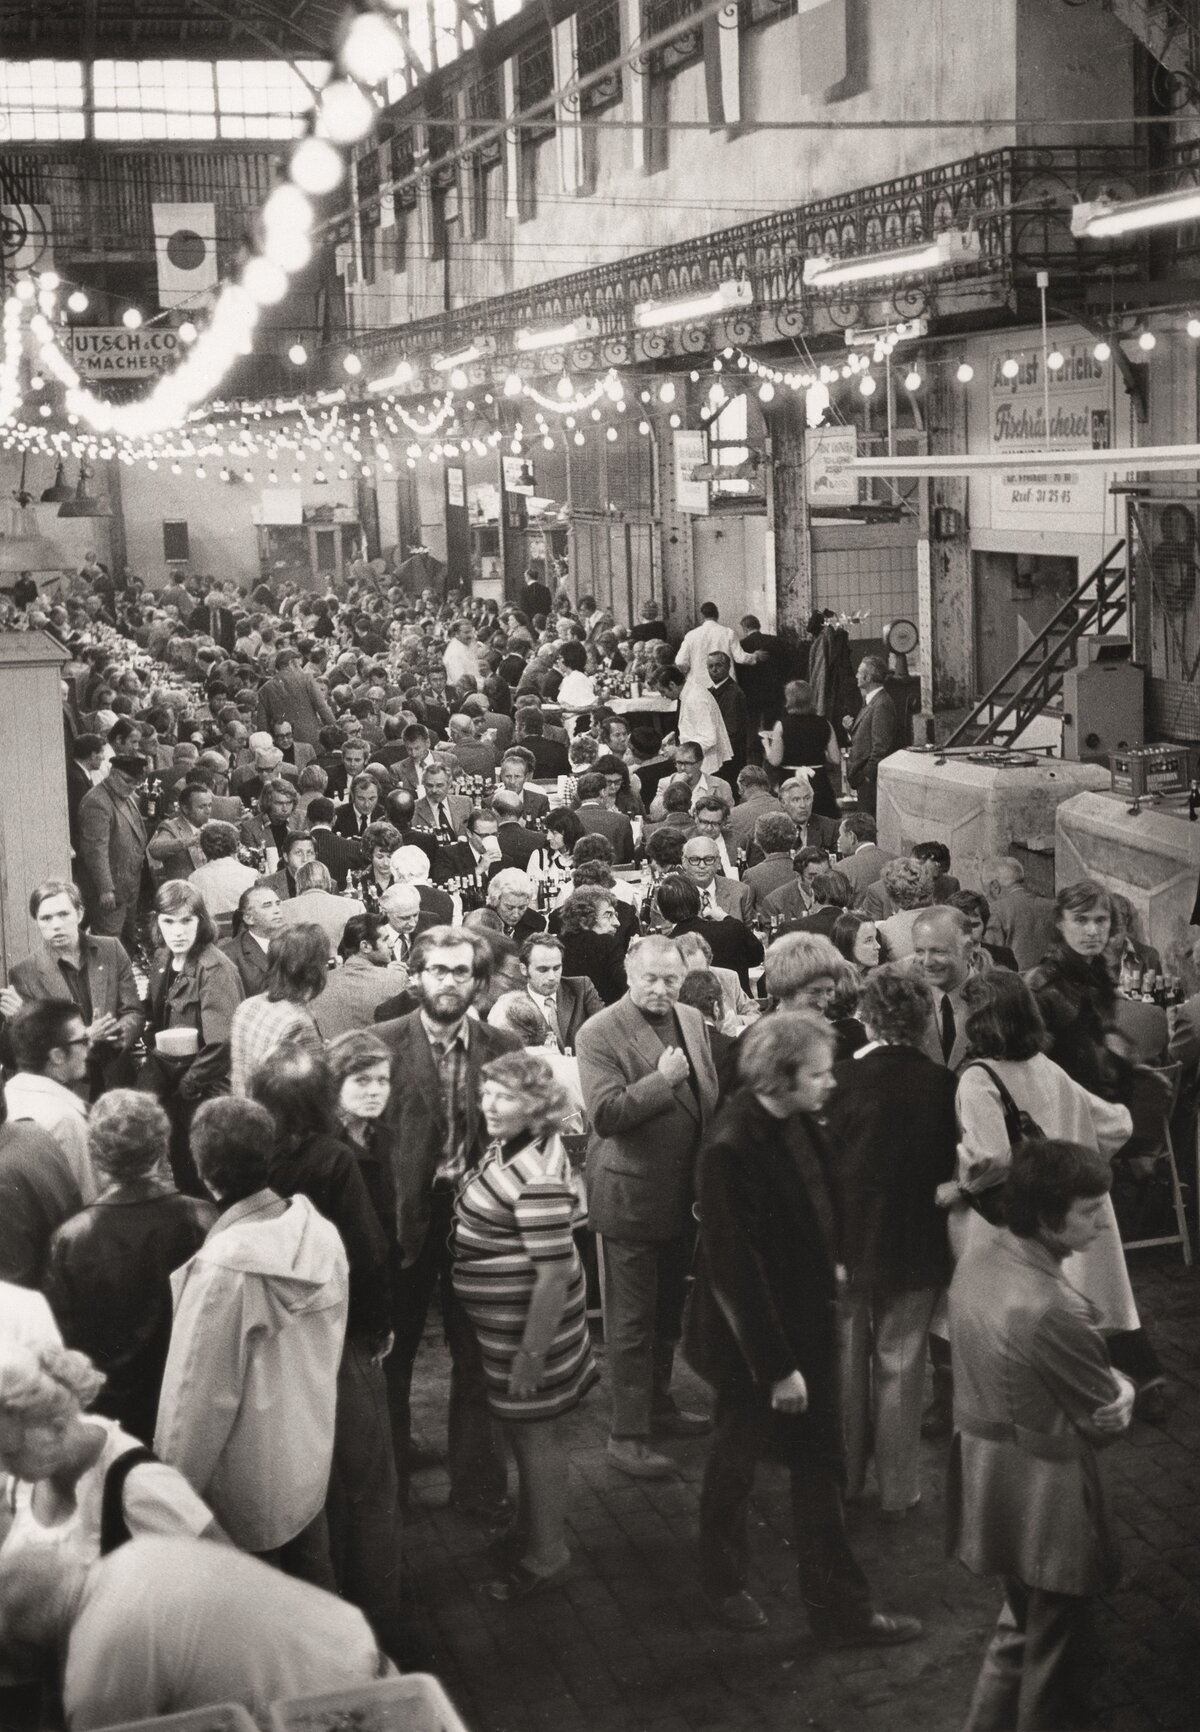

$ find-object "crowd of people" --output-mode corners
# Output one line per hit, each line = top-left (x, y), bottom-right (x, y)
(0, 556), (1190, 1730)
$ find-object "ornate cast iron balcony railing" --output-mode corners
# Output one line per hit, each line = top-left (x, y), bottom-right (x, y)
(325, 143), (1149, 376)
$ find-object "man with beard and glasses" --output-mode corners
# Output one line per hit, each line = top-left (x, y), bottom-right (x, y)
(372, 928), (519, 1515)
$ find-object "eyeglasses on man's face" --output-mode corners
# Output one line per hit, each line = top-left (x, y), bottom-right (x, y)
(423, 964), (474, 983)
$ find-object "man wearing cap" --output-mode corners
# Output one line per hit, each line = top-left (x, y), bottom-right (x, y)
(77, 754), (149, 955)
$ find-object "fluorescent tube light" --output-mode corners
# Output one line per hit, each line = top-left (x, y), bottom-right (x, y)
(804, 231), (981, 289)
(515, 316), (601, 352)
(1071, 188), (1200, 238)
(633, 280), (752, 330)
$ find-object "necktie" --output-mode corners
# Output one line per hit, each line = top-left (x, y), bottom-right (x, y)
(438, 801), (451, 833)
(940, 994), (956, 1062)
(210, 609), (219, 637)
(539, 997), (561, 1049)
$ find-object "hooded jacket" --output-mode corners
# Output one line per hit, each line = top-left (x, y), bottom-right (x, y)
(155, 1189), (348, 1551)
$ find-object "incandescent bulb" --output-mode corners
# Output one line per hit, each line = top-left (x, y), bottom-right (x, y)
(122, 308), (143, 330)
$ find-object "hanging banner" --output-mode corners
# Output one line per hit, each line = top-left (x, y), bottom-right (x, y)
(987, 336), (1111, 529)
(68, 327), (185, 377)
(806, 425), (858, 505)
(152, 201), (218, 309)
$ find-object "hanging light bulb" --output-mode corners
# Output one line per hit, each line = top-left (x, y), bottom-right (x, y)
(340, 11), (405, 82)
(859, 375), (877, 397)
(290, 137), (345, 197)
(1046, 349), (1065, 371)
(904, 369), (922, 392)
(1001, 356), (1019, 379)
(343, 353), (363, 377)
(317, 79), (376, 146)
(556, 375), (575, 400)
(606, 426), (618, 442)
(178, 321), (198, 345)
(67, 290), (89, 314)
(658, 380), (676, 404)
(668, 412), (681, 428)
(122, 308), (143, 330)
(1137, 330), (1156, 352)
(573, 430), (585, 446)
(243, 259), (290, 308)
(1188, 318), (1200, 340)
(757, 382), (775, 403)
(638, 420), (651, 436)
(956, 362), (974, 383)
(289, 343), (308, 367)
(1093, 340), (1111, 362)
(503, 373), (523, 397)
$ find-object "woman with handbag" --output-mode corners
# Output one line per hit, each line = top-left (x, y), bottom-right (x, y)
(140, 880), (243, 1197)
(941, 971), (1165, 1409)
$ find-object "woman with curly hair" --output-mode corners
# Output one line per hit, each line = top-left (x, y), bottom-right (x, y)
(556, 886), (627, 1005)
(452, 1050), (598, 1601)
(350, 822), (403, 912)
(0, 1342), (219, 1569)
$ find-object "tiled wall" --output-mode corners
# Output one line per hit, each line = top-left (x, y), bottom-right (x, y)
(810, 524), (920, 638)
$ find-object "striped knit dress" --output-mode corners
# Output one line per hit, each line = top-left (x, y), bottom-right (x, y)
(452, 1132), (598, 1423)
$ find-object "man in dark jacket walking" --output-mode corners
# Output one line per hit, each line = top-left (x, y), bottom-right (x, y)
(686, 1010), (922, 1646)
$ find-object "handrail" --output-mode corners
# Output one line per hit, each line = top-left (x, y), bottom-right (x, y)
(945, 541), (1126, 747)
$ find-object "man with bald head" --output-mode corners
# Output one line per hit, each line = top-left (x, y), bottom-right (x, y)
(909, 906), (974, 1070)
(577, 935), (719, 1478)
(491, 789), (544, 871)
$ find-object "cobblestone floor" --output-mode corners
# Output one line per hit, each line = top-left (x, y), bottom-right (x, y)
(402, 1253), (1200, 1732)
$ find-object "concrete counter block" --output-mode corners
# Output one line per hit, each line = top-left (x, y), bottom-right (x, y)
(1056, 791), (1200, 961)
(877, 751), (1110, 892)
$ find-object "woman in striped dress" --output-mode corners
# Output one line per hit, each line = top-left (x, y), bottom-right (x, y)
(453, 1050), (598, 1600)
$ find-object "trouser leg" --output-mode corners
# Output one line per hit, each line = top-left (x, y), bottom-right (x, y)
(438, 1208), (508, 1513)
(601, 1235), (667, 1438)
(837, 1284), (873, 1499)
(872, 1286), (937, 1513)
(698, 1384), (761, 1597)
(1015, 1584), (1093, 1731)
(384, 1234), (441, 1500)
(327, 1337), (405, 1658)
(964, 1584), (1026, 1732)
(651, 1232), (690, 1417)
(789, 1444), (873, 1637)
(260, 1509), (338, 1592)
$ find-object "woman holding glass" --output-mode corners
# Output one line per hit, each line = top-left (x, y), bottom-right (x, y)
(453, 1050), (598, 1601)
(140, 879), (243, 1196)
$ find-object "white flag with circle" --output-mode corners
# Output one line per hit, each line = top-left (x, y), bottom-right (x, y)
(1, 204), (53, 275)
(152, 202), (218, 308)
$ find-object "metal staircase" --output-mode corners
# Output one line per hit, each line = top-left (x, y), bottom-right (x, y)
(944, 541), (1128, 749)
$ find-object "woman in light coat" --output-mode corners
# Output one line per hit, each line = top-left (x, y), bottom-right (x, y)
(943, 971), (1145, 1352)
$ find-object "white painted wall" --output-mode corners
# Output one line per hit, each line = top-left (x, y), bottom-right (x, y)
(117, 464), (357, 590)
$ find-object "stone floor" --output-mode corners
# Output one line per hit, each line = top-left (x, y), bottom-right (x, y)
(402, 1252), (1200, 1732)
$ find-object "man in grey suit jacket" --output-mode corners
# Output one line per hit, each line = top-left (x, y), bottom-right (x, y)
(372, 926), (519, 1511)
(907, 906), (974, 1071)
(77, 755), (149, 957)
(3, 881), (144, 1096)
(835, 814), (896, 901)
(577, 936), (719, 1478)
(845, 657), (899, 818)
(218, 883), (283, 996)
